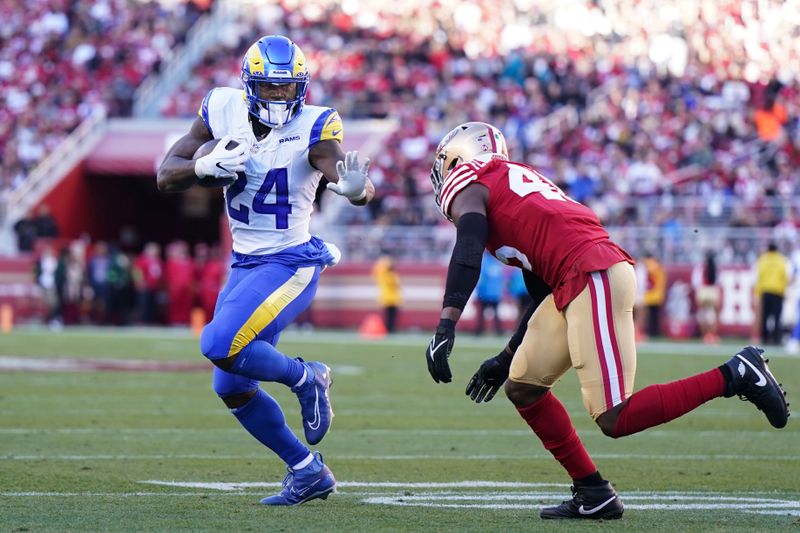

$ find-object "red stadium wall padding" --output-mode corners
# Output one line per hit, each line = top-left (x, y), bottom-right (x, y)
(37, 163), (92, 238)
(0, 259), (790, 339)
(37, 168), (139, 242)
(0, 256), (40, 322)
(36, 171), (226, 244)
(33, 164), (148, 242)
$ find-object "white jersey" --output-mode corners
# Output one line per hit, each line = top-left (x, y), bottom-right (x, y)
(199, 87), (344, 255)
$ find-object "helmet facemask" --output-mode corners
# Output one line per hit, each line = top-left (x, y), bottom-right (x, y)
(242, 75), (308, 129)
(430, 153), (462, 211)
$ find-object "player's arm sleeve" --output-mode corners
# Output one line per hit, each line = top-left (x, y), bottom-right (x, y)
(308, 108), (343, 148)
(507, 271), (552, 352)
(442, 212), (489, 310)
(197, 89), (216, 137)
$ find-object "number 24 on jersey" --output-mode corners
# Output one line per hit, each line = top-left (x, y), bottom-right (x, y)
(226, 168), (293, 228)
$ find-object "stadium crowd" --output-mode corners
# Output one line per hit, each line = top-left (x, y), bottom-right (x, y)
(0, 0), (209, 191)
(160, 0), (800, 232)
(1, 0), (799, 266)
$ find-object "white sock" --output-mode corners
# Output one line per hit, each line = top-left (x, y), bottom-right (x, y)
(292, 453), (314, 470)
(293, 368), (308, 389)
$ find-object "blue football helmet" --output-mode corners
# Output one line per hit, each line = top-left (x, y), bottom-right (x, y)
(241, 35), (309, 129)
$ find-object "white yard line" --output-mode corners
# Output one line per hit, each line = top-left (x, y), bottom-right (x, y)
(5, 483), (798, 518)
(140, 480), (566, 490)
(0, 492), (261, 497)
(2, 453), (798, 461)
(0, 427), (786, 437)
(363, 498), (800, 512)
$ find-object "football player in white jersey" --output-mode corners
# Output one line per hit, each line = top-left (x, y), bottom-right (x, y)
(157, 35), (374, 506)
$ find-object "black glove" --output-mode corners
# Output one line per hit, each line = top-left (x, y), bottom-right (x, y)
(426, 319), (456, 383)
(465, 348), (513, 403)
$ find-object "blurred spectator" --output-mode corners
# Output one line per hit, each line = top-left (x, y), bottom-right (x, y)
(372, 254), (402, 333)
(642, 253), (667, 338)
(196, 243), (225, 323)
(31, 205), (59, 239)
(754, 242), (790, 345)
(87, 241), (110, 324)
(692, 250), (721, 344)
(11, 205), (60, 252)
(164, 240), (194, 325)
(133, 242), (163, 324)
(754, 94), (788, 143)
(61, 240), (86, 325)
(106, 245), (133, 325)
(34, 243), (62, 329)
(474, 252), (504, 336)
(12, 216), (37, 252)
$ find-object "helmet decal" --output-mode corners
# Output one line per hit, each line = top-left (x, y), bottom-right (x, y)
(245, 43), (265, 75)
(293, 47), (307, 77)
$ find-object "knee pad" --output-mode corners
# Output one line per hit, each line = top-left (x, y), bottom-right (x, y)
(212, 367), (259, 399)
(200, 320), (236, 360)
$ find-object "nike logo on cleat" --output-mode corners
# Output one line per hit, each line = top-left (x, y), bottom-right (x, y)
(289, 479), (321, 498)
(578, 496), (617, 515)
(306, 388), (321, 430)
(736, 354), (767, 386)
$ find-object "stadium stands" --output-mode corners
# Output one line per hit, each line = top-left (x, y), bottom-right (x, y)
(0, 0), (208, 191)
(1, 0), (797, 261)
(158, 0), (799, 231)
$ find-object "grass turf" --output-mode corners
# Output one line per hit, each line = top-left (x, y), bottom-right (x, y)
(0, 328), (798, 532)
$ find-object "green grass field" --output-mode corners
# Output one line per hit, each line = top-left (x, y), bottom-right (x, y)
(1, 328), (798, 532)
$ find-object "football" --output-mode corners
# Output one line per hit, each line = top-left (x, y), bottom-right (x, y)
(193, 138), (241, 188)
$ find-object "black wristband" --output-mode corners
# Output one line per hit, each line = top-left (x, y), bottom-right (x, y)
(437, 318), (456, 334)
(496, 347), (514, 367)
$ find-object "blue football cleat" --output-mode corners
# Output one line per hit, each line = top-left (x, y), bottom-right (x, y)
(292, 359), (334, 445)
(261, 452), (336, 506)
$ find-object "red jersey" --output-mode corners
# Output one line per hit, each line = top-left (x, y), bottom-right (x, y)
(441, 156), (633, 310)
(134, 255), (163, 291)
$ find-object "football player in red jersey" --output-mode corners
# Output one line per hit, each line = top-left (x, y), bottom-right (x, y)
(425, 122), (790, 520)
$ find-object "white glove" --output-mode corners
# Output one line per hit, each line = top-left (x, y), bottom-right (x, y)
(194, 135), (249, 179)
(327, 150), (369, 201)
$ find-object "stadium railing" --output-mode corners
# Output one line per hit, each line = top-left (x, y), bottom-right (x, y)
(132, 0), (238, 118)
(313, 224), (797, 264)
(0, 109), (108, 254)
